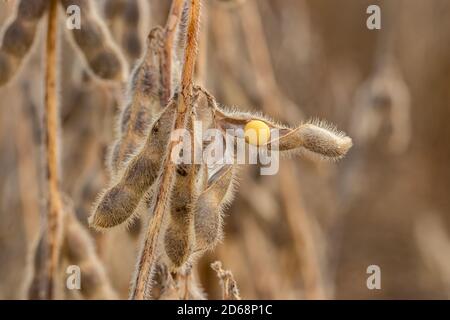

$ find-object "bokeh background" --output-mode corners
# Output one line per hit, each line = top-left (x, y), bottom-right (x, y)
(1, 0), (450, 299)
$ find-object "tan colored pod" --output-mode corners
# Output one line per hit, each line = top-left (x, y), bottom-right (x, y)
(0, 0), (48, 86)
(90, 101), (177, 229)
(61, 0), (128, 81)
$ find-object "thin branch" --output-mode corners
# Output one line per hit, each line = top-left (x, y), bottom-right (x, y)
(211, 261), (241, 300)
(180, 0), (200, 109)
(195, 0), (208, 86)
(162, 0), (185, 104)
(130, 0), (201, 300)
(42, 0), (63, 299)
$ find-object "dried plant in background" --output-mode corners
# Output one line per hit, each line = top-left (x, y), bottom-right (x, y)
(62, 196), (118, 299)
(351, 58), (411, 155)
(350, 0), (411, 155)
(103, 0), (149, 65)
(415, 213), (450, 298)
(211, 261), (241, 300)
(61, 0), (128, 82)
(0, 0), (129, 86)
(0, 0), (130, 299)
(238, 0), (325, 298)
(0, 0), (48, 85)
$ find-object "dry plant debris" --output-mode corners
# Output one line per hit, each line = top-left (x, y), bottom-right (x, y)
(211, 261), (241, 300)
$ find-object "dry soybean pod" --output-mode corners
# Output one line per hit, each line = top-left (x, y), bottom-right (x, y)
(194, 165), (237, 252)
(130, 0), (201, 300)
(90, 100), (177, 229)
(163, 115), (201, 269)
(0, 0), (48, 86)
(120, 0), (146, 63)
(60, 0), (128, 81)
(162, 90), (214, 268)
(91, 0), (193, 230)
(108, 27), (165, 175)
(212, 106), (353, 161)
(103, 0), (148, 64)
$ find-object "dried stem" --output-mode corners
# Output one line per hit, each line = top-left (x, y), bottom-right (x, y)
(130, 0), (201, 300)
(195, 0), (208, 86)
(239, 0), (325, 299)
(42, 0), (63, 300)
(179, 0), (200, 109)
(162, 0), (185, 105)
(211, 261), (241, 300)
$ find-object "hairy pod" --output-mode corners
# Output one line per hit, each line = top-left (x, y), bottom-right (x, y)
(163, 163), (199, 268)
(163, 114), (204, 268)
(90, 101), (177, 229)
(162, 89), (220, 265)
(194, 165), (236, 252)
(279, 122), (353, 160)
(0, 0), (48, 86)
(109, 28), (165, 174)
(185, 88), (238, 253)
(61, 0), (128, 81)
(213, 105), (352, 161)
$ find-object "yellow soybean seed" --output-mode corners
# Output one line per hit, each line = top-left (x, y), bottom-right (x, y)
(244, 120), (271, 146)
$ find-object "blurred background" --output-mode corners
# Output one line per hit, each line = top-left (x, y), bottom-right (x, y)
(1, 0), (450, 299)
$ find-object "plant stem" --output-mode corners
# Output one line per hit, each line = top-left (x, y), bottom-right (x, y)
(130, 0), (201, 300)
(162, 0), (185, 105)
(42, 0), (62, 300)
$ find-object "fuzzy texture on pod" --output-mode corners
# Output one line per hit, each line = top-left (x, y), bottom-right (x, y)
(163, 113), (205, 269)
(90, 101), (177, 229)
(213, 106), (353, 161)
(108, 28), (165, 175)
(194, 165), (237, 252)
(163, 163), (199, 268)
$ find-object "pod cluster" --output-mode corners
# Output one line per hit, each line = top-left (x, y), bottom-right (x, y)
(91, 77), (352, 270)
